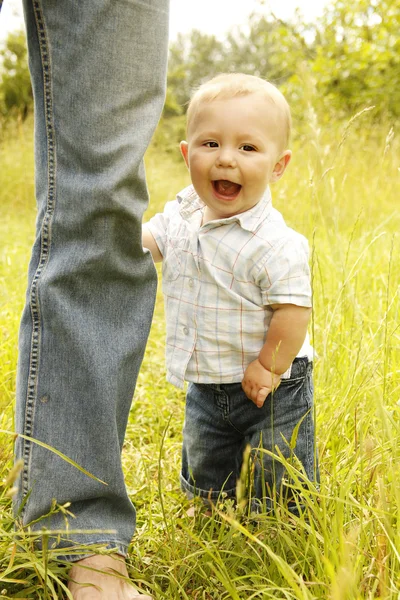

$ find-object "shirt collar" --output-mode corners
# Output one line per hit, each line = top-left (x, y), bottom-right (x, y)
(176, 185), (273, 233)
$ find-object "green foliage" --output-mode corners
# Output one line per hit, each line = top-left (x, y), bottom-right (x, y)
(1, 111), (400, 599)
(0, 30), (33, 120)
(0, 1), (400, 595)
(150, 113), (186, 157)
(167, 30), (227, 112)
(1, 0), (399, 124)
(312, 0), (400, 118)
(165, 20), (297, 115)
(165, 0), (400, 123)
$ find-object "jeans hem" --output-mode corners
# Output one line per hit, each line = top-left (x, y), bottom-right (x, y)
(50, 541), (129, 563)
(180, 473), (236, 504)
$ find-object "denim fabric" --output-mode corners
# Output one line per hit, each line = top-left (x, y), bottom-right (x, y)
(181, 358), (318, 511)
(15, 0), (169, 559)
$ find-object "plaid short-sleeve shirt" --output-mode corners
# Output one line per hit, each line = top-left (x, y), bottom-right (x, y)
(147, 185), (312, 389)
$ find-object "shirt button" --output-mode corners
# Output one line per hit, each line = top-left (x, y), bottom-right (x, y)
(188, 278), (194, 288)
(183, 326), (189, 335)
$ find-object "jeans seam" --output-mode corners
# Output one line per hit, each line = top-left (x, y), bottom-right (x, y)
(304, 373), (314, 476)
(22, 0), (57, 507)
(214, 389), (230, 420)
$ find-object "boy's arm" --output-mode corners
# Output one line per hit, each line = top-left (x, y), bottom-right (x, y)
(142, 224), (163, 263)
(242, 304), (311, 408)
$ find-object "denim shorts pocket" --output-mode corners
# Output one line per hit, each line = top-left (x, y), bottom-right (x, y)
(276, 359), (313, 411)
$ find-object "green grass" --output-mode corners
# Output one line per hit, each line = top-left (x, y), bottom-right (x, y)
(0, 110), (399, 598)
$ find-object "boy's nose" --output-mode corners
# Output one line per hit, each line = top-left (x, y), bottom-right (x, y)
(216, 148), (236, 167)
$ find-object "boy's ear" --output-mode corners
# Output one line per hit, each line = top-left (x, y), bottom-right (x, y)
(270, 150), (292, 183)
(180, 141), (189, 168)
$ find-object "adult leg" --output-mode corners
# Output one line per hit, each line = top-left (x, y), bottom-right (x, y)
(15, 0), (169, 564)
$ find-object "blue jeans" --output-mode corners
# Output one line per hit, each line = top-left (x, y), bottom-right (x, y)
(14, 0), (169, 560)
(181, 358), (318, 512)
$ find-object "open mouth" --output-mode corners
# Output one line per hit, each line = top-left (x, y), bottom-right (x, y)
(212, 180), (242, 200)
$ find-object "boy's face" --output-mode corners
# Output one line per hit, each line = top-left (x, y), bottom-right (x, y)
(180, 93), (291, 223)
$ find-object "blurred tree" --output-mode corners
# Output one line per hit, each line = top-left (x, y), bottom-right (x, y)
(0, 30), (32, 119)
(167, 30), (227, 113)
(309, 0), (400, 118)
(165, 19), (292, 116)
(165, 0), (399, 122)
(224, 12), (315, 124)
(1, 0), (398, 123)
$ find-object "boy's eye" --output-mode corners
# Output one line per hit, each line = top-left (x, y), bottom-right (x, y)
(204, 141), (219, 148)
(241, 144), (256, 152)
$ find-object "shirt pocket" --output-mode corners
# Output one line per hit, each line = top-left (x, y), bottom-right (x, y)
(163, 241), (182, 281)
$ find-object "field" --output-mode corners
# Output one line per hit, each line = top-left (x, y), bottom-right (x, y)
(0, 112), (399, 598)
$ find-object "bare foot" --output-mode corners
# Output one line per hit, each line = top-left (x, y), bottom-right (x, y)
(68, 554), (153, 599)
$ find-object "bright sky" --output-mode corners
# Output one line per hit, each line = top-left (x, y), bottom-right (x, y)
(168, 0), (326, 39)
(0, 0), (326, 43)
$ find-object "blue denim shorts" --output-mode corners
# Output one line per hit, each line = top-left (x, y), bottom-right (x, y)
(180, 358), (318, 511)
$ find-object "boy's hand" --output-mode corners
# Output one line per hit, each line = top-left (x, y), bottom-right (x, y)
(242, 359), (281, 408)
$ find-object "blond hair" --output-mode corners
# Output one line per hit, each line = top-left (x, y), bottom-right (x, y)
(186, 73), (292, 149)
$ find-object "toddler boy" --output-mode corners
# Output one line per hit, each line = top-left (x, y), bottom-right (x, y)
(143, 73), (318, 511)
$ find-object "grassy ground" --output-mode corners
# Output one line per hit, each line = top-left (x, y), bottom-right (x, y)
(0, 111), (399, 598)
